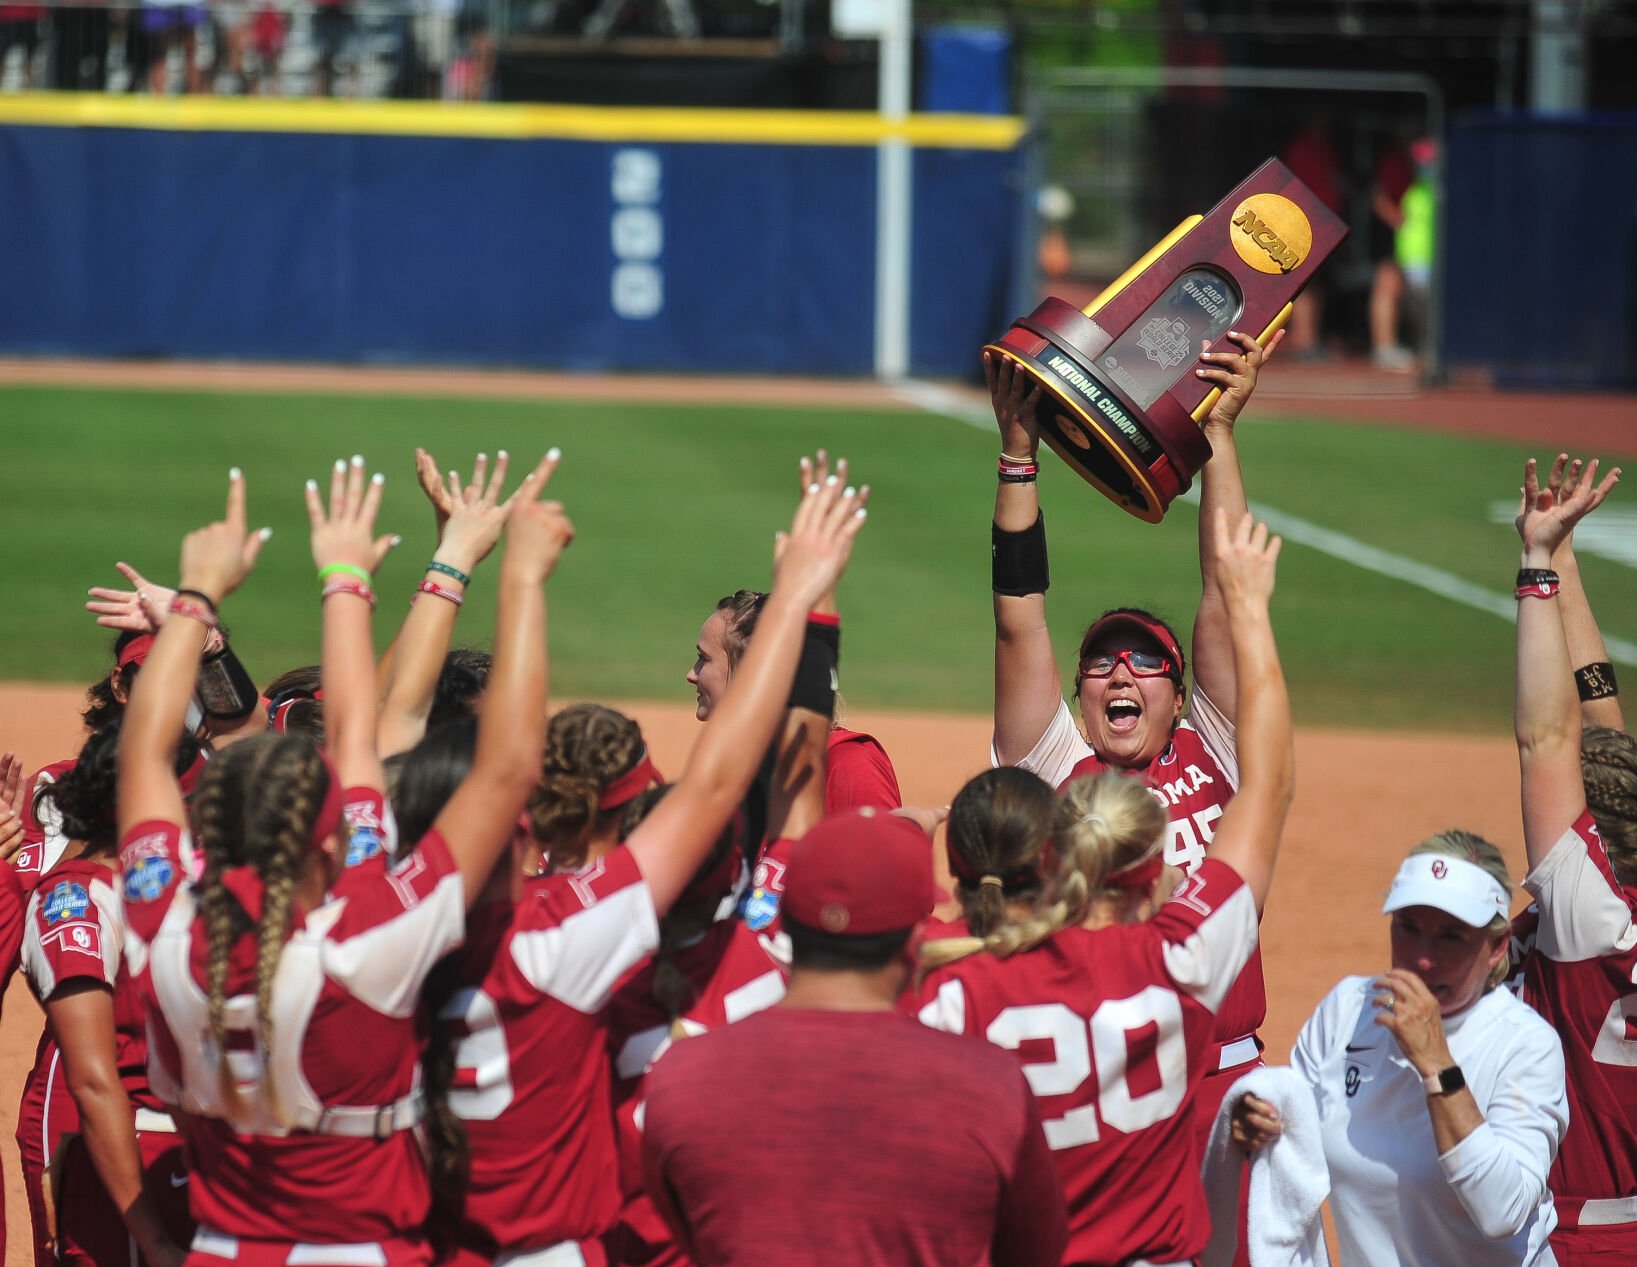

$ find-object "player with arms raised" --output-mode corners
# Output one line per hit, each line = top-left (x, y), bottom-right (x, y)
(916, 507), (1293, 1267)
(1512, 454), (1637, 1265)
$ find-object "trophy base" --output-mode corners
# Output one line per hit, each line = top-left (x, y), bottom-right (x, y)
(987, 300), (1211, 523)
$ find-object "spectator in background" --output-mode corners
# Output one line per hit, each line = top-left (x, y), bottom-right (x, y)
(1280, 110), (1345, 362)
(441, 8), (494, 101)
(47, 2), (112, 91)
(1368, 132), (1419, 371)
(311, 0), (353, 95)
(137, 0), (206, 93)
(0, 2), (42, 89)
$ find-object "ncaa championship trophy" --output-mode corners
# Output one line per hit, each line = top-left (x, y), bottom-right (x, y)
(988, 158), (1348, 522)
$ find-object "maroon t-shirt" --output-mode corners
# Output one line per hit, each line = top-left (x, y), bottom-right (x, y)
(642, 1007), (1066, 1267)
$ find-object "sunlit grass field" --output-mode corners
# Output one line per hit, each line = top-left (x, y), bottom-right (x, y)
(5, 384), (1630, 731)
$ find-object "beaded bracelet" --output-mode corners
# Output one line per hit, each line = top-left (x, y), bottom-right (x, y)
(318, 562), (373, 586)
(322, 579), (377, 607)
(169, 593), (220, 629)
(426, 560), (471, 587)
(413, 580), (465, 608)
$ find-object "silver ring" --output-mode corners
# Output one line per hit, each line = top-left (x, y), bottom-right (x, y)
(1383, 995), (1396, 1011)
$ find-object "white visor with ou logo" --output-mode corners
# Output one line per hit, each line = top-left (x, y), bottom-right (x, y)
(1382, 853), (1510, 928)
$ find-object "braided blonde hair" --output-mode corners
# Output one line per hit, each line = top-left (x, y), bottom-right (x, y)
(192, 733), (331, 1122)
(922, 772), (1165, 969)
(529, 703), (645, 872)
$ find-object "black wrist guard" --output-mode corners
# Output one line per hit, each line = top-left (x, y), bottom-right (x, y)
(196, 643), (260, 721)
(1575, 661), (1619, 702)
(789, 618), (839, 718)
(993, 512), (1049, 597)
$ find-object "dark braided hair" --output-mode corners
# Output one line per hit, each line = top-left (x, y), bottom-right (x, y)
(1583, 726), (1637, 885)
(529, 704), (645, 872)
(428, 648), (492, 732)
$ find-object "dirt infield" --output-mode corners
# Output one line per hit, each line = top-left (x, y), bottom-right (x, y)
(0, 682), (1526, 1266)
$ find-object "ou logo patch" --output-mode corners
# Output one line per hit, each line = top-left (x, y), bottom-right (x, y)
(72, 926), (90, 949)
(1345, 1066), (1361, 1098)
(1431, 860), (1448, 879)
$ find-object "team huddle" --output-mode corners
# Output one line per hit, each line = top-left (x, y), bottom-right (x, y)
(1, 334), (1634, 1267)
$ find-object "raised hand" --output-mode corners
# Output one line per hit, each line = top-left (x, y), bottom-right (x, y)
(306, 455), (397, 575)
(85, 562), (177, 634)
(770, 465), (869, 611)
(501, 450), (574, 584)
(1211, 510), (1282, 610)
(417, 448), (523, 573)
(1515, 455), (1622, 560)
(1199, 327), (1284, 433)
(178, 469), (272, 604)
(0, 751), (24, 861)
(984, 351), (1043, 458)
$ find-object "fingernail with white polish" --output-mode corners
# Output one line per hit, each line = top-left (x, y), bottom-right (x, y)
(498, 450), (508, 460)
(229, 466), (242, 480)
(825, 474), (839, 487)
(334, 459), (346, 473)
(547, 447), (562, 461)
(351, 454), (364, 466)
(372, 473), (385, 486)
(855, 508), (868, 520)
(844, 486), (856, 497)
(258, 527), (273, 541)
(477, 453), (486, 462)
(306, 479), (318, 492)
(391, 534), (402, 546)
(808, 483), (820, 495)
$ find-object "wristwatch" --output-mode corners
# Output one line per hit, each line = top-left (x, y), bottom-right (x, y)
(1423, 1066), (1466, 1096)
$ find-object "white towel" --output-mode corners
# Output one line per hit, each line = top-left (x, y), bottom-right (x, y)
(1201, 1066), (1332, 1267)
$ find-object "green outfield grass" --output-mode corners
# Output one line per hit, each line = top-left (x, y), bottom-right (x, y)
(5, 385), (1631, 732)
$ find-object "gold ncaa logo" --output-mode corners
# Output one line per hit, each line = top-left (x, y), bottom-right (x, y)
(1230, 193), (1312, 275)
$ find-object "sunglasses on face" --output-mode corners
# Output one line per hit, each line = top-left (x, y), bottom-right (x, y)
(1078, 649), (1177, 680)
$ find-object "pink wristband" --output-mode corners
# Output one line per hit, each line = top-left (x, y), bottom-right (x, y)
(322, 580), (377, 607)
(413, 580), (465, 608)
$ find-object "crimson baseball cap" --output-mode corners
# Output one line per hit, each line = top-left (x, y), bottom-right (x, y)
(1078, 610), (1184, 679)
(782, 807), (938, 936)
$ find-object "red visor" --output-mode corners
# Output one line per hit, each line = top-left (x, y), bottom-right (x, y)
(598, 750), (663, 812)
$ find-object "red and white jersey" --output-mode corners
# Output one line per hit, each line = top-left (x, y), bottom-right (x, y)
(21, 858), (164, 1113)
(737, 837), (795, 970)
(441, 845), (659, 1255)
(605, 919), (788, 1266)
(1001, 692), (1265, 1055)
(14, 760), (77, 892)
(118, 789), (466, 1246)
(1519, 810), (1637, 1216)
(912, 858), (1258, 1267)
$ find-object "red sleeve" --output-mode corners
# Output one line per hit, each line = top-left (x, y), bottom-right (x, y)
(824, 733), (902, 813)
(991, 1082), (1069, 1267)
(118, 819), (189, 943)
(26, 875), (117, 998)
(0, 863), (26, 981)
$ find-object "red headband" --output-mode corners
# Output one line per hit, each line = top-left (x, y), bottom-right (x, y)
(117, 635), (156, 670)
(598, 751), (662, 812)
(1101, 852), (1165, 890)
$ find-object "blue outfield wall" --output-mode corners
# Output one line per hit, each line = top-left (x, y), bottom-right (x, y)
(0, 99), (1029, 377)
(1444, 111), (1637, 390)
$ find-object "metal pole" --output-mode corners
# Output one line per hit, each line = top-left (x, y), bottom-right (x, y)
(873, 0), (911, 380)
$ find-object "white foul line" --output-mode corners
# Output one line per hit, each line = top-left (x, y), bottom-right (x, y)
(899, 382), (1637, 667)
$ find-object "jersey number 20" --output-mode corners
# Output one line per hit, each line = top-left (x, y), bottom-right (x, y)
(988, 988), (1187, 1150)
